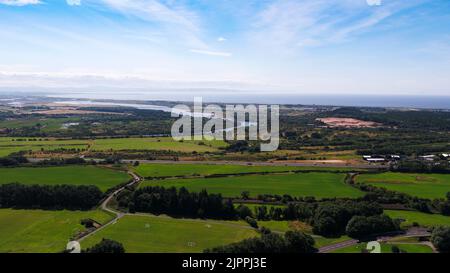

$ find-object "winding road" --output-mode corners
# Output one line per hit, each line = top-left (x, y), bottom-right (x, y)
(78, 171), (142, 242)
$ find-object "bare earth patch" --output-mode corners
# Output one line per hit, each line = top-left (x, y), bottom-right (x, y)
(317, 117), (381, 128)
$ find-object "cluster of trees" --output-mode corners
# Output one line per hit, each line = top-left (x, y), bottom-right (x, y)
(237, 200), (396, 238)
(0, 154), (28, 167)
(2, 108), (175, 138)
(0, 183), (103, 210)
(205, 229), (317, 253)
(122, 186), (237, 219)
(225, 140), (260, 153)
(255, 193), (317, 203)
(278, 106), (450, 155)
(33, 157), (87, 166)
(431, 226), (450, 253)
(82, 239), (125, 253)
(311, 201), (389, 237)
(345, 215), (400, 239)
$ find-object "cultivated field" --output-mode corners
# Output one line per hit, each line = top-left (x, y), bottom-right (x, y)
(356, 172), (450, 199)
(140, 172), (364, 198)
(0, 137), (227, 157)
(81, 215), (258, 253)
(0, 209), (114, 253)
(133, 163), (354, 178)
(91, 137), (227, 153)
(385, 210), (450, 228)
(0, 137), (89, 157)
(0, 165), (130, 192)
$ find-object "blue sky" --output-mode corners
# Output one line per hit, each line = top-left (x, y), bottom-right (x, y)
(0, 0), (449, 95)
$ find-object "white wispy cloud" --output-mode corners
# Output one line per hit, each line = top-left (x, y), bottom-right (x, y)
(217, 37), (227, 42)
(190, 49), (232, 57)
(250, 0), (426, 50)
(0, 0), (41, 6)
(99, 0), (207, 49)
(66, 0), (81, 6)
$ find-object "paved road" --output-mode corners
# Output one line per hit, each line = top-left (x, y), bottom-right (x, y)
(26, 157), (386, 169)
(109, 159), (386, 169)
(78, 171), (142, 242)
(319, 228), (432, 253)
(319, 239), (360, 253)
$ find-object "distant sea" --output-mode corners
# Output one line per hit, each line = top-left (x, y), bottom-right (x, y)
(47, 91), (450, 109)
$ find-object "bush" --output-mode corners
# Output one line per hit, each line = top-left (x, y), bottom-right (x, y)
(345, 215), (400, 239)
(431, 226), (450, 253)
(205, 231), (317, 253)
(236, 205), (253, 219)
(245, 216), (258, 229)
(83, 239), (125, 253)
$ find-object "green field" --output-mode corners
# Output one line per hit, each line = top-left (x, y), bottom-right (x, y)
(0, 137), (227, 157)
(133, 163), (354, 178)
(0, 117), (79, 132)
(0, 137), (89, 156)
(385, 210), (450, 228)
(81, 215), (258, 253)
(140, 172), (364, 198)
(0, 166), (130, 192)
(331, 242), (433, 253)
(356, 172), (450, 199)
(91, 137), (227, 153)
(0, 209), (114, 253)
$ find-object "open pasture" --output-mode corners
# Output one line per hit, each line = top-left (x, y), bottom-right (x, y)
(132, 163), (351, 178)
(0, 165), (130, 192)
(0, 209), (114, 253)
(385, 210), (450, 228)
(88, 137), (227, 153)
(356, 172), (450, 199)
(81, 215), (258, 253)
(140, 172), (364, 198)
(0, 137), (89, 156)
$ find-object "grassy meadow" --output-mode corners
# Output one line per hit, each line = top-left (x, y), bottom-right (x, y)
(0, 137), (227, 157)
(140, 172), (363, 198)
(91, 137), (227, 153)
(356, 172), (450, 199)
(0, 209), (114, 253)
(81, 215), (258, 253)
(0, 165), (130, 192)
(132, 163), (349, 178)
(385, 210), (450, 228)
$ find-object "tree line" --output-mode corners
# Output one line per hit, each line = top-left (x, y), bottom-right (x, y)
(237, 200), (399, 238)
(122, 186), (237, 219)
(205, 229), (317, 253)
(0, 183), (103, 210)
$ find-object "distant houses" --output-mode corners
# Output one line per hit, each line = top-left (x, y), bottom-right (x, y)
(363, 153), (450, 163)
(362, 154), (402, 163)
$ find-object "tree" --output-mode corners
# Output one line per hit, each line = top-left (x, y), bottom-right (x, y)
(205, 230), (317, 253)
(346, 215), (399, 239)
(391, 245), (400, 253)
(245, 216), (258, 229)
(236, 205), (253, 219)
(284, 231), (316, 253)
(83, 239), (125, 253)
(241, 191), (250, 200)
(431, 226), (450, 253)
